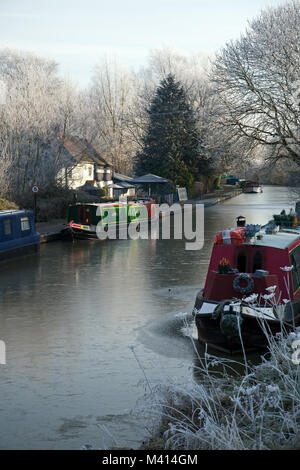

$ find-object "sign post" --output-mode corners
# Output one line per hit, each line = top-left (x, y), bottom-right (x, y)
(177, 187), (188, 202)
(31, 186), (39, 220)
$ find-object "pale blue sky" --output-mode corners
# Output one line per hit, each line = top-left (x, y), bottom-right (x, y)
(0, 0), (285, 87)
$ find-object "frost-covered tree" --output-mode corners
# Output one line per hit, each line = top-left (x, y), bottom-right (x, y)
(86, 58), (139, 175)
(0, 49), (80, 197)
(212, 0), (300, 167)
(135, 74), (207, 189)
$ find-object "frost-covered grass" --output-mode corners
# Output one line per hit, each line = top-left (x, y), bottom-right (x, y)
(136, 318), (300, 450)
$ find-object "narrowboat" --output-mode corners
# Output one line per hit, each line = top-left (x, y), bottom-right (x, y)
(243, 181), (263, 193)
(63, 199), (157, 239)
(193, 213), (300, 352)
(0, 210), (40, 261)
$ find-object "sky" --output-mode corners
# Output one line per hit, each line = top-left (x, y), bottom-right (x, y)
(0, 0), (285, 88)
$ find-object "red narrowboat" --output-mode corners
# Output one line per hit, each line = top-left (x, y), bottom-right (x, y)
(194, 214), (300, 352)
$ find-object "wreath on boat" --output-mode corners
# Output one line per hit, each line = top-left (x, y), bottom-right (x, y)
(233, 273), (254, 295)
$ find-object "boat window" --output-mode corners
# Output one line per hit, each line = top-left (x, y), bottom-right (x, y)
(20, 216), (30, 231)
(290, 246), (300, 292)
(3, 219), (12, 235)
(253, 251), (263, 273)
(237, 252), (247, 272)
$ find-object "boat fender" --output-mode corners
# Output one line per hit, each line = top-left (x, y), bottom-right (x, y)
(233, 273), (254, 295)
(212, 300), (232, 320)
(220, 313), (243, 338)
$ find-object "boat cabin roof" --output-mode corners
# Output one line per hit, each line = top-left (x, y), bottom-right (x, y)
(0, 209), (30, 217)
(252, 227), (300, 250)
(72, 200), (153, 208)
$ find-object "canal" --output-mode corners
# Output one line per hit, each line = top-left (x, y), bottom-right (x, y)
(0, 186), (299, 449)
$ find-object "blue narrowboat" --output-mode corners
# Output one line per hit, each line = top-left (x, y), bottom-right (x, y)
(0, 210), (40, 261)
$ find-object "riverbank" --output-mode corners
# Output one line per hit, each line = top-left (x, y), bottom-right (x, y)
(36, 188), (242, 243)
(36, 219), (66, 243)
(140, 326), (300, 450)
(188, 187), (242, 207)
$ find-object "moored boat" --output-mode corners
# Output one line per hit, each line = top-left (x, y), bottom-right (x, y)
(0, 210), (40, 261)
(243, 181), (263, 193)
(193, 212), (300, 352)
(62, 199), (157, 240)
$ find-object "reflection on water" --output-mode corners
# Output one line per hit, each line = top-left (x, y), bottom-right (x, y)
(0, 186), (299, 449)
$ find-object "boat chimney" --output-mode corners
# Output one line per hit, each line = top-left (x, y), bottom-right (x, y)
(236, 215), (246, 227)
(295, 201), (300, 221)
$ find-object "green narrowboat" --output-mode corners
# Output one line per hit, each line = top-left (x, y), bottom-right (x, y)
(63, 200), (156, 239)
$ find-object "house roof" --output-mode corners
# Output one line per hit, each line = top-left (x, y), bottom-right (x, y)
(63, 136), (112, 167)
(113, 172), (134, 182)
(107, 183), (125, 189)
(77, 183), (101, 193)
(131, 173), (168, 184)
(118, 181), (135, 188)
(112, 173), (135, 188)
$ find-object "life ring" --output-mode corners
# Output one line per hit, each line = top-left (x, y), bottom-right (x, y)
(233, 273), (254, 295)
(220, 313), (243, 338)
(212, 301), (244, 338)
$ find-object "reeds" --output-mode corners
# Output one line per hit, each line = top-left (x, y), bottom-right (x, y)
(132, 304), (300, 451)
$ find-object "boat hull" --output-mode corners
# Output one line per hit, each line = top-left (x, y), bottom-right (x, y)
(194, 290), (299, 353)
(244, 186), (262, 193)
(65, 200), (157, 241)
(63, 218), (156, 240)
(0, 242), (40, 262)
(61, 226), (98, 240)
(195, 313), (284, 352)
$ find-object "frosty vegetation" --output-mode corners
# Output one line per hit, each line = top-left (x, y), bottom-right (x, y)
(134, 273), (300, 450)
(212, 0), (300, 177)
(0, 0), (300, 202)
(137, 318), (300, 450)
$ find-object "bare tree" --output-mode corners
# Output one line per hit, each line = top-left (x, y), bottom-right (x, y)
(212, 0), (300, 168)
(87, 58), (139, 174)
(0, 49), (80, 197)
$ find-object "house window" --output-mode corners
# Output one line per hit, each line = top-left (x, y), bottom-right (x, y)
(20, 216), (30, 231)
(97, 168), (104, 181)
(3, 219), (12, 235)
(88, 166), (92, 177)
(104, 169), (110, 181)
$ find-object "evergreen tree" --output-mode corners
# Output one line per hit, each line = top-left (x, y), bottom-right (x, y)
(135, 74), (206, 189)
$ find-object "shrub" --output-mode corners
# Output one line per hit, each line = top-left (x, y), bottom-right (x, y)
(0, 198), (19, 210)
(206, 174), (222, 193)
(14, 185), (99, 221)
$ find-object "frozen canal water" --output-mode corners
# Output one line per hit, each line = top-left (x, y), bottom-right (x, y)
(0, 185), (299, 449)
